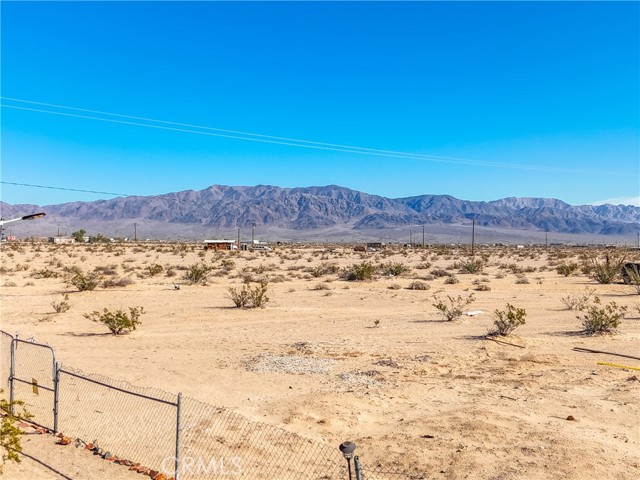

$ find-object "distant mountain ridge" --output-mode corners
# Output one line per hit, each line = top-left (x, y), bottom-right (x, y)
(1, 184), (639, 236)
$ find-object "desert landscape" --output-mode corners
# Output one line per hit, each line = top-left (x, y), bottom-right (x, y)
(1, 240), (639, 479)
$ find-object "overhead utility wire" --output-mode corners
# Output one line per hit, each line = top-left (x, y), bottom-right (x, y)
(4, 103), (532, 169)
(3, 96), (498, 165)
(1, 97), (598, 175)
(1, 181), (133, 197)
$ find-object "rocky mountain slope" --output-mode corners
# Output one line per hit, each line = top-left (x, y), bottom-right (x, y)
(1, 184), (638, 237)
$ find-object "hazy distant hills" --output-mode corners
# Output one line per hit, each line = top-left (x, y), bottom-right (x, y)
(1, 184), (639, 240)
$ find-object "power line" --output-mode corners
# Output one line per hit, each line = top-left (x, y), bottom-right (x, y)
(0, 97), (598, 175)
(1, 181), (132, 197)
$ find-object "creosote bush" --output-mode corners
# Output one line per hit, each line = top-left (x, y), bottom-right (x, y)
(432, 293), (475, 321)
(51, 294), (70, 313)
(69, 270), (101, 291)
(578, 297), (627, 335)
(458, 258), (485, 274)
(228, 281), (270, 308)
(561, 288), (595, 311)
(146, 264), (164, 277)
(555, 262), (579, 277)
(588, 251), (627, 284)
(488, 304), (526, 336)
(184, 262), (213, 285)
(407, 281), (430, 290)
(344, 261), (376, 281)
(84, 306), (145, 335)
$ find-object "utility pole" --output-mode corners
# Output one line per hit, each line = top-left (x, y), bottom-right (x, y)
(471, 220), (476, 256)
(237, 227), (240, 250)
(252, 222), (256, 245)
(545, 229), (548, 249)
(422, 225), (425, 249)
(409, 230), (412, 246)
(134, 223), (137, 242)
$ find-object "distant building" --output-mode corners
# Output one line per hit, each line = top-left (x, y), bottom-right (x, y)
(366, 242), (386, 251)
(48, 236), (76, 244)
(203, 240), (237, 251)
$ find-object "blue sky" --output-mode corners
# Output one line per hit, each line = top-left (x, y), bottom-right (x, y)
(1, 1), (638, 207)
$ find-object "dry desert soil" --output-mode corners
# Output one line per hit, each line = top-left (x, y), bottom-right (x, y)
(1, 241), (639, 479)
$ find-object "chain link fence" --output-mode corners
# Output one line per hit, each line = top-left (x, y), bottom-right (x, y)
(0, 330), (13, 397)
(0, 333), (418, 479)
(9, 336), (57, 431)
(179, 396), (344, 479)
(57, 365), (179, 474)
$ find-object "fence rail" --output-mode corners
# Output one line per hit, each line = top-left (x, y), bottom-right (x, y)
(0, 331), (418, 479)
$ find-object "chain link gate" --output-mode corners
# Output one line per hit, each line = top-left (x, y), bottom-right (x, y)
(9, 336), (58, 432)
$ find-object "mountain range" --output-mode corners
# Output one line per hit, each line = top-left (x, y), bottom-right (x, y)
(1, 184), (639, 241)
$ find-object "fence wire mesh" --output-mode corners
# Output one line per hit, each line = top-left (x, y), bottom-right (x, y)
(57, 365), (178, 474)
(11, 338), (56, 430)
(0, 330), (12, 399)
(2, 335), (422, 480)
(179, 396), (344, 479)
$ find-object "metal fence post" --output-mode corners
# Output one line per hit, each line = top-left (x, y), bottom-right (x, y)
(354, 456), (363, 480)
(9, 338), (16, 414)
(175, 392), (182, 480)
(53, 361), (60, 433)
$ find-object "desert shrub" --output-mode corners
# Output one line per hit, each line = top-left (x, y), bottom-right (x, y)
(69, 270), (101, 291)
(622, 263), (640, 294)
(488, 304), (526, 336)
(221, 259), (236, 271)
(556, 262), (579, 277)
(227, 281), (270, 308)
(344, 261), (376, 281)
(430, 268), (449, 278)
(588, 251), (627, 284)
(184, 262), (213, 285)
(51, 294), (70, 313)
(313, 283), (331, 291)
(458, 258), (484, 274)
(474, 283), (491, 291)
(415, 262), (432, 270)
(515, 275), (530, 284)
(0, 392), (31, 472)
(31, 268), (59, 279)
(147, 264), (164, 277)
(83, 306), (145, 335)
(379, 261), (410, 276)
(387, 283), (402, 290)
(578, 297), (627, 335)
(102, 277), (135, 288)
(560, 288), (595, 311)
(407, 281), (430, 290)
(432, 293), (475, 321)
(444, 275), (459, 284)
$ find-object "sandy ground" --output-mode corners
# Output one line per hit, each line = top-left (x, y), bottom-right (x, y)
(1, 242), (639, 479)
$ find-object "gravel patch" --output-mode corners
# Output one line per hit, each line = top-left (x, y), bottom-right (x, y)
(247, 354), (335, 375)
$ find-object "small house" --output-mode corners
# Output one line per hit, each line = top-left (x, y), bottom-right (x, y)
(203, 240), (237, 251)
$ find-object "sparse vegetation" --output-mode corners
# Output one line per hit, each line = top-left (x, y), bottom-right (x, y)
(184, 262), (213, 285)
(407, 281), (430, 290)
(69, 270), (102, 291)
(622, 263), (640, 294)
(84, 306), (145, 335)
(51, 294), (71, 313)
(578, 297), (627, 335)
(588, 251), (627, 284)
(344, 261), (376, 281)
(432, 293), (475, 321)
(228, 281), (270, 308)
(0, 392), (31, 472)
(488, 304), (526, 336)
(561, 288), (595, 311)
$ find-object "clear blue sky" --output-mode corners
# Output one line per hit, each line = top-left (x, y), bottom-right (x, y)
(1, 1), (638, 207)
